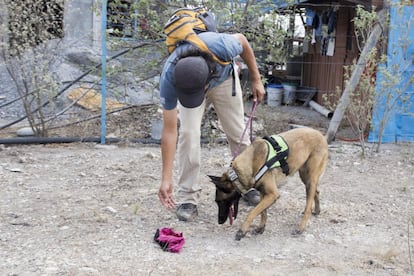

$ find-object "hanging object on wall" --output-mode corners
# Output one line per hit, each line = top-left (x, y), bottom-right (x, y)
(306, 9), (319, 45)
(321, 8), (338, 56)
(327, 37), (335, 56)
(326, 7), (337, 57)
(320, 11), (329, 55)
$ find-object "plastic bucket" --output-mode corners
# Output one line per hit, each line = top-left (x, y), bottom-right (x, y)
(282, 83), (297, 105)
(266, 84), (283, 107)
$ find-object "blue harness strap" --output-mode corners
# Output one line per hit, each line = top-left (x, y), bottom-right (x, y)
(254, 135), (290, 182)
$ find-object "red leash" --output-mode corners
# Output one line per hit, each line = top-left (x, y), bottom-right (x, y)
(229, 100), (258, 225)
(233, 100), (258, 158)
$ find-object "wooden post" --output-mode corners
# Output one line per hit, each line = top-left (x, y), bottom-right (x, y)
(326, 9), (388, 143)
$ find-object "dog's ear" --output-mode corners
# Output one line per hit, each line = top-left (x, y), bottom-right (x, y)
(208, 175), (221, 185)
(208, 175), (227, 189)
(209, 174), (235, 193)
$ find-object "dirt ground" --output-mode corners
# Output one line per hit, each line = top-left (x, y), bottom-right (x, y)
(0, 103), (414, 275)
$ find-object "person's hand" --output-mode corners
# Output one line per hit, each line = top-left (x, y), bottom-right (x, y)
(158, 179), (176, 209)
(251, 79), (265, 103)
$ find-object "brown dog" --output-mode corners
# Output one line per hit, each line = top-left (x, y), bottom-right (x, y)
(209, 127), (328, 240)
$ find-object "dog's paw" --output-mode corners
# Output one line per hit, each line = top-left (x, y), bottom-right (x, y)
(291, 229), (304, 236)
(312, 210), (320, 216)
(235, 230), (245, 241)
(254, 226), (265, 235)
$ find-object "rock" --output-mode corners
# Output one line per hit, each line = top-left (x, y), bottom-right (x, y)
(16, 127), (35, 137)
(94, 144), (118, 150)
(150, 119), (162, 140)
(103, 206), (117, 214)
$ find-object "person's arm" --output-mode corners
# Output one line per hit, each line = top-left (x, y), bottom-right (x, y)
(232, 33), (265, 103)
(158, 108), (178, 209)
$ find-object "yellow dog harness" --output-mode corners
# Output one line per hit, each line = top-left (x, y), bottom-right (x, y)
(227, 135), (290, 195)
(254, 135), (290, 182)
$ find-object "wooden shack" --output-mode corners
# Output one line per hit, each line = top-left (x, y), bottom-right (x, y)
(293, 0), (384, 105)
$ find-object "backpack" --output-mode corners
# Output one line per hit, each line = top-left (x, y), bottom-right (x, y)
(164, 7), (230, 65)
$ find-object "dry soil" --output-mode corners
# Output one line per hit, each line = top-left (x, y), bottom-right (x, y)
(0, 104), (413, 275)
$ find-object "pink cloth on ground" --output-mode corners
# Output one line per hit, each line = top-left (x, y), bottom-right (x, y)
(154, 227), (185, 253)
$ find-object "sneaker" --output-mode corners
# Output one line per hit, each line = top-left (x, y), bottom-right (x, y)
(243, 188), (261, 206)
(176, 203), (198, 221)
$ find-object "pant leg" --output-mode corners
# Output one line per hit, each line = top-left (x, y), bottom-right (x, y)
(176, 100), (206, 205)
(206, 73), (250, 157)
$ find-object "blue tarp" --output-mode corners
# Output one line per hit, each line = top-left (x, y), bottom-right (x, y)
(368, 4), (414, 143)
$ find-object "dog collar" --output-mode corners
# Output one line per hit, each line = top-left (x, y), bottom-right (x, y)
(227, 167), (249, 195)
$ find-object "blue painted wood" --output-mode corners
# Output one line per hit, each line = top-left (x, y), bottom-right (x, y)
(368, 4), (414, 143)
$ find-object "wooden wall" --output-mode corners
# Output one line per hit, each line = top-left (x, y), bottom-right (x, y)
(300, 0), (384, 105)
(372, 0), (384, 10)
(302, 6), (358, 105)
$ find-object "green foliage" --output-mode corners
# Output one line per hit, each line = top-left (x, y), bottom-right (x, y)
(1, 0), (64, 136)
(105, 0), (296, 65)
(346, 6), (380, 156)
(98, 0), (298, 102)
(1, 0), (297, 137)
(353, 5), (378, 52)
(212, 0), (296, 64)
(6, 1), (64, 56)
(344, 48), (378, 156)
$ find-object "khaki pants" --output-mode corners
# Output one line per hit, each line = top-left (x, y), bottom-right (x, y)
(176, 73), (250, 205)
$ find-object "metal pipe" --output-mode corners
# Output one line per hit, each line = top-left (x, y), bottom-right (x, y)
(101, 0), (108, 144)
(0, 137), (160, 145)
(0, 136), (213, 145)
(309, 100), (333, 118)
